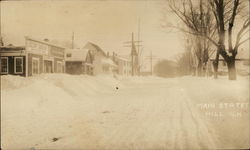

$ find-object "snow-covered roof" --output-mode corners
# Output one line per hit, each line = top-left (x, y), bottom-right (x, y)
(65, 49), (88, 61)
(115, 55), (131, 62)
(237, 49), (249, 59)
(25, 36), (66, 49)
(209, 49), (249, 60)
(0, 46), (25, 51)
(83, 42), (106, 56)
(101, 58), (117, 67)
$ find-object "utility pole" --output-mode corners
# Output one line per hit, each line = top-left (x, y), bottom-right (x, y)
(137, 18), (141, 75)
(0, 2), (3, 46)
(145, 51), (158, 76)
(71, 32), (74, 49)
(150, 51), (153, 75)
(131, 33), (134, 76)
(123, 32), (143, 76)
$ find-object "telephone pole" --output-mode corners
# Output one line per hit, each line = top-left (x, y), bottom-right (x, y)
(0, 2), (3, 46)
(145, 51), (158, 76)
(71, 32), (74, 49)
(150, 51), (152, 75)
(123, 32), (143, 76)
(137, 18), (141, 75)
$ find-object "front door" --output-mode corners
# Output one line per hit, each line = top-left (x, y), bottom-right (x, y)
(44, 60), (53, 73)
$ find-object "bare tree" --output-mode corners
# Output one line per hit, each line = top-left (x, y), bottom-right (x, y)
(208, 0), (249, 80)
(166, 0), (216, 77)
(167, 0), (249, 80)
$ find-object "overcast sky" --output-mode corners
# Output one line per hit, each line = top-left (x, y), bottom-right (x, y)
(1, 0), (248, 68)
(1, 0), (185, 64)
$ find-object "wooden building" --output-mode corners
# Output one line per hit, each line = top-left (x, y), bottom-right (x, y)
(65, 48), (93, 75)
(84, 42), (117, 75)
(0, 37), (65, 77)
(111, 52), (132, 76)
(0, 46), (26, 76)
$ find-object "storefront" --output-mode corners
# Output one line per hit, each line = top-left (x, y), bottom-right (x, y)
(0, 37), (66, 77)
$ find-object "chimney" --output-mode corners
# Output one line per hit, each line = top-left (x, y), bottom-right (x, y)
(112, 52), (116, 61)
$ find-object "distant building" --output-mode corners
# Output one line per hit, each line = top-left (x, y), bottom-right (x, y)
(140, 71), (151, 76)
(0, 37), (65, 76)
(209, 49), (250, 76)
(83, 42), (117, 75)
(65, 48), (93, 75)
(111, 52), (131, 76)
(130, 34), (139, 76)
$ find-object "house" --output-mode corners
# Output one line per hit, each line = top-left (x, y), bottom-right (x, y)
(0, 37), (65, 76)
(83, 42), (117, 75)
(209, 49), (249, 76)
(130, 36), (139, 76)
(65, 48), (93, 75)
(111, 52), (132, 76)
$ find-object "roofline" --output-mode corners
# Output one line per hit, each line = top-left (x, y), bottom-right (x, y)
(209, 58), (250, 61)
(25, 36), (66, 49)
(115, 55), (131, 62)
(85, 42), (107, 56)
(65, 60), (85, 62)
(0, 46), (25, 50)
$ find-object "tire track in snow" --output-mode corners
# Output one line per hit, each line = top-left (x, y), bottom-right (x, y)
(181, 88), (217, 149)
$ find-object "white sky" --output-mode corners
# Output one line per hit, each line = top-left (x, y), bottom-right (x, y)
(1, 0), (184, 63)
(1, 0), (248, 68)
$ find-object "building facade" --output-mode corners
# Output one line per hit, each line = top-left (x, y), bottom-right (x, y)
(65, 48), (93, 75)
(84, 42), (117, 75)
(0, 37), (65, 77)
(112, 53), (131, 76)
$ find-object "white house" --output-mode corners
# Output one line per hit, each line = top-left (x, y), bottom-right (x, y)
(83, 42), (117, 75)
(112, 52), (131, 76)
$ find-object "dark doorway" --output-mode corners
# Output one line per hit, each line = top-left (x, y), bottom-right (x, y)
(44, 60), (53, 73)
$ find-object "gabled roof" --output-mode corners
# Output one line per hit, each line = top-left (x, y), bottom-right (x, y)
(25, 36), (65, 49)
(83, 42), (106, 56)
(115, 55), (131, 62)
(65, 49), (89, 61)
(101, 57), (117, 67)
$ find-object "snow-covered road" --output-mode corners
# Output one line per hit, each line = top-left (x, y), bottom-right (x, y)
(1, 75), (249, 149)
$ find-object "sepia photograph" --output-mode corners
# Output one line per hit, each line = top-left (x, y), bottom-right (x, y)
(0, 0), (249, 149)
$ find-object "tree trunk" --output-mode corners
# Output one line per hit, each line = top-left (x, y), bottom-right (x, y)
(197, 60), (203, 76)
(227, 56), (237, 80)
(213, 51), (220, 79)
(213, 61), (218, 79)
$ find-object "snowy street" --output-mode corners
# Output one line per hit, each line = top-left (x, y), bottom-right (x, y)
(1, 75), (249, 149)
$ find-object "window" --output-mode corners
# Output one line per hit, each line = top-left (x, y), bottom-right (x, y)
(14, 57), (23, 74)
(57, 61), (63, 73)
(32, 58), (39, 75)
(0, 57), (8, 74)
(222, 61), (227, 66)
(66, 53), (72, 57)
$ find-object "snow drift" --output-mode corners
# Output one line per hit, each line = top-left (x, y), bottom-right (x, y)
(1, 74), (249, 149)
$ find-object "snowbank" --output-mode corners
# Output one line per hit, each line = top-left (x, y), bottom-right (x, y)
(1, 74), (249, 149)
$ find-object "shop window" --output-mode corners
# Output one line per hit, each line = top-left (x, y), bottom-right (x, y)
(0, 57), (8, 74)
(14, 57), (23, 74)
(32, 58), (39, 75)
(57, 61), (63, 73)
(66, 53), (72, 57)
